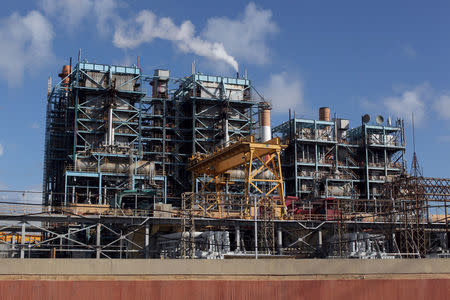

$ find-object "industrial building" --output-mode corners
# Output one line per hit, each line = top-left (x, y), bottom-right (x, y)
(0, 57), (447, 260)
(43, 60), (257, 208)
(273, 108), (405, 201)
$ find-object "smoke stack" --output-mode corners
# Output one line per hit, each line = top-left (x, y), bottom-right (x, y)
(319, 107), (331, 121)
(259, 102), (272, 142)
(58, 65), (72, 86)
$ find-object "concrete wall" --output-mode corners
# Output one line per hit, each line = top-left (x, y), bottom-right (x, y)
(0, 259), (448, 300)
(0, 259), (449, 276)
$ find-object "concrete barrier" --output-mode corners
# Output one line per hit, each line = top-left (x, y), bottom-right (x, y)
(0, 259), (448, 300)
(0, 259), (448, 276)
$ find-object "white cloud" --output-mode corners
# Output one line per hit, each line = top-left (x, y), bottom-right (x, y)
(262, 72), (305, 114)
(0, 11), (54, 86)
(93, 0), (118, 36)
(0, 144), (3, 156)
(31, 122), (40, 129)
(40, 0), (92, 27)
(113, 10), (238, 71)
(383, 83), (430, 124)
(433, 94), (450, 120)
(40, 0), (117, 35)
(360, 83), (450, 125)
(202, 2), (278, 65)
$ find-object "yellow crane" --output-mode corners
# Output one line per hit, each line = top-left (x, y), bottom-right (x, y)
(187, 136), (287, 219)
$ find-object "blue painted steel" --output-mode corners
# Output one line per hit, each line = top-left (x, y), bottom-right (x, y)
(78, 62), (141, 75)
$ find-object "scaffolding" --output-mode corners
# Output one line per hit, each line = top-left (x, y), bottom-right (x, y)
(43, 60), (168, 211)
(0, 178), (449, 259)
(272, 116), (406, 203)
(44, 59), (258, 208)
(383, 176), (450, 257)
(141, 72), (258, 205)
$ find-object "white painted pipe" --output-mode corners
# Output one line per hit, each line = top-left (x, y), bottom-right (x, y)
(107, 107), (113, 145)
(224, 118), (229, 145)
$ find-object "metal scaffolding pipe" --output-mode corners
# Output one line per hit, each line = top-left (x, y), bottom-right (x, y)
(20, 223), (25, 259)
(145, 224), (150, 258)
(96, 223), (101, 259)
(277, 227), (283, 255)
(235, 226), (240, 252)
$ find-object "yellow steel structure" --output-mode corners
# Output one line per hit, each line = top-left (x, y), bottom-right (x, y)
(187, 136), (287, 218)
(0, 233), (42, 244)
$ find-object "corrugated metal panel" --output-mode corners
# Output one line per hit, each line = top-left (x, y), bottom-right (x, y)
(0, 279), (447, 300)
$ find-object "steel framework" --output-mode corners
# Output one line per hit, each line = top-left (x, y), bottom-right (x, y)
(43, 60), (168, 210)
(0, 186), (448, 259)
(272, 117), (406, 201)
(187, 136), (287, 218)
(12, 58), (447, 259)
(382, 176), (450, 257)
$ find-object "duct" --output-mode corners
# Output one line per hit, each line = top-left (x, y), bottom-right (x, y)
(158, 232), (203, 240)
(225, 118), (229, 144)
(223, 117), (229, 145)
(128, 150), (134, 189)
(107, 107), (114, 146)
(75, 157), (155, 175)
(227, 170), (274, 180)
(327, 232), (394, 259)
(157, 231), (232, 259)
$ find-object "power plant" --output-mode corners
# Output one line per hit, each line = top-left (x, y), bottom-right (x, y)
(0, 57), (446, 260)
(0, 55), (448, 299)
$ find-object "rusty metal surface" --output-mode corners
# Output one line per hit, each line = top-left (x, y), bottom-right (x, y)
(0, 279), (447, 300)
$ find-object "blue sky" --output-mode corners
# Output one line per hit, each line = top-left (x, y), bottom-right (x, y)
(0, 0), (449, 192)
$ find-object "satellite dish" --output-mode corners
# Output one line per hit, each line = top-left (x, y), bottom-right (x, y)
(362, 114), (370, 124)
(387, 116), (392, 126)
(376, 115), (384, 125)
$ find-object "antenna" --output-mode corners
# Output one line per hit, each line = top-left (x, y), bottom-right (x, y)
(411, 112), (423, 177)
(412, 113), (416, 154)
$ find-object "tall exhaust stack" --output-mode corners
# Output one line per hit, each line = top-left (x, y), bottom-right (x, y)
(58, 65), (72, 86)
(259, 102), (272, 142)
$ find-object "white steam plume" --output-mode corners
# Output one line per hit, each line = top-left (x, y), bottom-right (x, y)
(202, 2), (278, 65)
(113, 10), (238, 71)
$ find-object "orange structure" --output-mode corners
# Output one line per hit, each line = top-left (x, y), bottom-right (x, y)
(188, 136), (287, 218)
